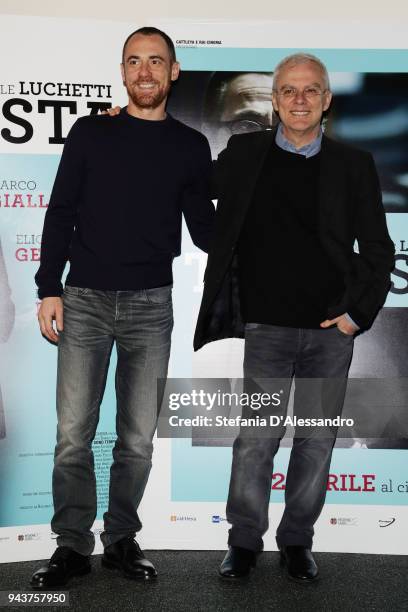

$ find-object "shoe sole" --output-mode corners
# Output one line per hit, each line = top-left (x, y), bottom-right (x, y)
(101, 558), (157, 581)
(30, 565), (91, 590)
(279, 553), (319, 584)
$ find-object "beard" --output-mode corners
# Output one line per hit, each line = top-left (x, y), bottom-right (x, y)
(125, 78), (171, 109)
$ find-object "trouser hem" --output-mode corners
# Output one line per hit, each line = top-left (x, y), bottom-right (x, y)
(228, 529), (263, 553)
(276, 534), (313, 549)
(55, 536), (94, 557)
(100, 531), (138, 549)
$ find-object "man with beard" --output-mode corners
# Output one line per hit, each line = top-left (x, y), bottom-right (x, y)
(32, 27), (214, 588)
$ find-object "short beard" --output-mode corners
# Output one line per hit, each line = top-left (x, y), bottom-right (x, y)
(126, 80), (170, 110)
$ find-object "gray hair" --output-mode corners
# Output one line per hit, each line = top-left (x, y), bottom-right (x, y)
(272, 53), (330, 91)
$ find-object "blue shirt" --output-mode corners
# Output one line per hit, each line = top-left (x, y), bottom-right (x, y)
(275, 122), (322, 158)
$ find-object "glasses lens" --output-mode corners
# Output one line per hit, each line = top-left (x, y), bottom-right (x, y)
(279, 88), (323, 99)
(304, 87), (322, 98)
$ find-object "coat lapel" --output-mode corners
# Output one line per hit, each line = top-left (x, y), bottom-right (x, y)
(319, 135), (346, 223)
(236, 129), (276, 218)
(211, 129), (275, 257)
(319, 134), (352, 272)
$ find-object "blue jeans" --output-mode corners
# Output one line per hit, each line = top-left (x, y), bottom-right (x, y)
(227, 324), (354, 552)
(51, 285), (173, 555)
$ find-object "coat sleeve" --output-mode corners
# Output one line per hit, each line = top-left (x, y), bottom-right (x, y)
(346, 152), (395, 328)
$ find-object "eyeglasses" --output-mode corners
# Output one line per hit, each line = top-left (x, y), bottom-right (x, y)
(274, 86), (327, 100)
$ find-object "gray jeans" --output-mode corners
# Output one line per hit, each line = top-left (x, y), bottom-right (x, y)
(52, 285), (173, 555)
(227, 324), (354, 552)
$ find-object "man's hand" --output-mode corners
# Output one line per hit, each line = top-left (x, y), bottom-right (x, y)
(101, 106), (121, 116)
(320, 314), (357, 336)
(37, 297), (63, 343)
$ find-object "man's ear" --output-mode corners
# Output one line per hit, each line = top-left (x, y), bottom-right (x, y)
(120, 63), (125, 86)
(323, 90), (333, 112)
(171, 61), (180, 82)
(272, 92), (279, 114)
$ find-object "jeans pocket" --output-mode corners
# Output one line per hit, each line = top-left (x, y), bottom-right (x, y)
(334, 325), (354, 339)
(145, 284), (173, 305)
(64, 285), (89, 297)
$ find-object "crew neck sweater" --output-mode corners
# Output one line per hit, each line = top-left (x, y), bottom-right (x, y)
(237, 140), (345, 328)
(35, 109), (214, 298)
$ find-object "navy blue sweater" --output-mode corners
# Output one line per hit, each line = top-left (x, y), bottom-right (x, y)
(35, 109), (214, 298)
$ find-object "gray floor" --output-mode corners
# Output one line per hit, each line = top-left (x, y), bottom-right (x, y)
(0, 551), (407, 612)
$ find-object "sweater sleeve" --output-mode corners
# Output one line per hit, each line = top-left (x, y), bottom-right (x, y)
(181, 133), (215, 253)
(34, 119), (86, 298)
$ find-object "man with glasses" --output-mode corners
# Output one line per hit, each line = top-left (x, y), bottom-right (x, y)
(194, 53), (394, 581)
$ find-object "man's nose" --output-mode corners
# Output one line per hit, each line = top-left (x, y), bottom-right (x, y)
(138, 61), (152, 77)
(293, 91), (307, 103)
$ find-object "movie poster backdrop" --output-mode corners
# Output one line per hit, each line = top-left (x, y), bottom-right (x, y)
(0, 16), (407, 560)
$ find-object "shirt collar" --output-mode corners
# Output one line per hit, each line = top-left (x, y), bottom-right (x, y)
(275, 123), (322, 158)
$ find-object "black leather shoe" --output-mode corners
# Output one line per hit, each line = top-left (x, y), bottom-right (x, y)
(279, 545), (319, 582)
(219, 546), (257, 578)
(102, 537), (157, 580)
(30, 546), (91, 589)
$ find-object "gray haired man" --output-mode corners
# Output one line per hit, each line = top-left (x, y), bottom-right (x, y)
(194, 53), (394, 581)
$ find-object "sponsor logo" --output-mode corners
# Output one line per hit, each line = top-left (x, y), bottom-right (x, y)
(330, 517), (358, 526)
(170, 515), (197, 522)
(212, 515), (227, 523)
(17, 533), (41, 541)
(0, 537), (10, 543)
(379, 518), (396, 528)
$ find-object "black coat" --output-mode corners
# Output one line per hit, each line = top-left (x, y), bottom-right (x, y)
(194, 129), (395, 351)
